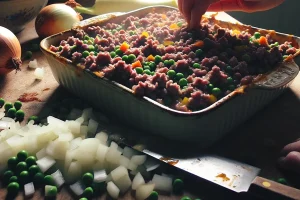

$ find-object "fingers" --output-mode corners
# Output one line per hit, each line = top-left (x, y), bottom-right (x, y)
(177, 0), (183, 14)
(278, 151), (300, 174)
(182, 0), (195, 23)
(189, 0), (211, 28)
(281, 140), (300, 156)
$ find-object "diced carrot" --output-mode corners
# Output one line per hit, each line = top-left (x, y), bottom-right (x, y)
(259, 36), (269, 46)
(147, 55), (155, 61)
(209, 95), (217, 104)
(194, 40), (204, 48)
(161, 14), (167, 20)
(231, 29), (240, 36)
(169, 23), (180, 30)
(141, 31), (149, 38)
(120, 42), (130, 52)
(181, 97), (189, 106)
(163, 40), (174, 46)
(131, 60), (142, 68)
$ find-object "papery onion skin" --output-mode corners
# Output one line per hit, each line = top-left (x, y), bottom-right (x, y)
(35, 4), (81, 38)
(0, 26), (22, 76)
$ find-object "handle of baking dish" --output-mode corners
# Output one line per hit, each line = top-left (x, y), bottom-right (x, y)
(253, 60), (300, 89)
(72, 12), (125, 28)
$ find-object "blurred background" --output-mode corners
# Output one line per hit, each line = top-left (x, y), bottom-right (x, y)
(48, 0), (300, 36)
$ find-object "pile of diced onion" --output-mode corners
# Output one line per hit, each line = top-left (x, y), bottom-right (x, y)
(0, 108), (173, 199)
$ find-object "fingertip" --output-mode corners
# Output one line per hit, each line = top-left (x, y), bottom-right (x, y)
(189, 2), (209, 29)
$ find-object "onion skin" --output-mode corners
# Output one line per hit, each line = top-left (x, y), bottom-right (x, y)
(0, 26), (22, 76)
(35, 4), (81, 38)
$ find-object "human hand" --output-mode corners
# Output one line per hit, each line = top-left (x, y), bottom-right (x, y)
(178, 0), (285, 29)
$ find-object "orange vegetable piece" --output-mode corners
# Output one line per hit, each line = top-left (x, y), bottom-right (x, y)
(194, 40), (204, 48)
(161, 14), (167, 20)
(209, 95), (217, 104)
(169, 23), (180, 30)
(163, 40), (174, 46)
(231, 30), (240, 36)
(120, 42), (130, 52)
(141, 31), (149, 38)
(131, 60), (142, 68)
(147, 55), (155, 62)
(259, 36), (269, 46)
(181, 97), (189, 106)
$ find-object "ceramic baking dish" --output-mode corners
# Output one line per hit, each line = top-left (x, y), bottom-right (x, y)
(40, 6), (300, 148)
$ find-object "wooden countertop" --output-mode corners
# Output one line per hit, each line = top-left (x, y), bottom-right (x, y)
(1, 11), (300, 200)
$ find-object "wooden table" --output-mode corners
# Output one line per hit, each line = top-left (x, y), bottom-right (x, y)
(1, 11), (300, 200)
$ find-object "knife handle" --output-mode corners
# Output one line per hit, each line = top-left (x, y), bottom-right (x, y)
(249, 176), (300, 200)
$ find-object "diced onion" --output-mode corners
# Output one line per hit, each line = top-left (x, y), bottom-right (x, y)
(34, 67), (44, 80)
(69, 181), (84, 196)
(24, 182), (35, 197)
(94, 170), (107, 183)
(131, 155), (147, 166)
(51, 170), (65, 188)
(28, 59), (38, 69)
(36, 156), (56, 173)
(132, 172), (145, 190)
(107, 181), (120, 199)
(136, 183), (155, 200)
(152, 174), (172, 193)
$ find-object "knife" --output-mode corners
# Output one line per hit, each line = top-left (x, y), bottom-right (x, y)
(142, 149), (300, 200)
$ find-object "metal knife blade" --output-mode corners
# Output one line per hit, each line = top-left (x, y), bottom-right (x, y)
(143, 149), (260, 193)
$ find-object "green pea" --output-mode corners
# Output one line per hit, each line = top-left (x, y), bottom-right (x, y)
(128, 54), (136, 63)
(80, 198), (88, 200)
(88, 45), (95, 51)
(114, 46), (120, 51)
(193, 63), (201, 68)
(9, 176), (18, 183)
(7, 108), (16, 118)
(164, 60), (170, 66)
(17, 150), (28, 161)
(144, 69), (151, 75)
(29, 165), (40, 176)
(13, 101), (22, 110)
(167, 70), (176, 78)
(44, 175), (55, 186)
(45, 185), (57, 197)
(226, 66), (233, 73)
(195, 49), (203, 57)
(277, 178), (288, 185)
(129, 31), (136, 36)
(228, 85), (236, 91)
(173, 178), (184, 194)
(82, 51), (90, 58)
(84, 35), (90, 40)
(25, 156), (36, 167)
(227, 77), (233, 85)
(254, 32), (261, 39)
(16, 162), (27, 173)
(58, 46), (63, 51)
(3, 170), (14, 184)
(135, 67), (143, 74)
(0, 98), (5, 107)
(181, 196), (191, 200)
(122, 55), (129, 63)
(147, 191), (159, 200)
(24, 51), (33, 60)
(7, 156), (18, 169)
(207, 84), (214, 92)
(212, 88), (221, 96)
(143, 65), (150, 70)
(110, 51), (116, 58)
(149, 62), (157, 71)
(4, 102), (13, 112)
(82, 172), (94, 186)
(179, 78), (188, 87)
(33, 172), (44, 186)
(19, 171), (30, 184)
(283, 55), (289, 59)
(177, 21), (183, 27)
(242, 54), (251, 62)
(15, 110), (25, 121)
(115, 49), (123, 56)
(28, 115), (40, 124)
(169, 59), (175, 66)
(7, 182), (19, 194)
(154, 55), (162, 64)
(176, 73), (184, 80)
(273, 42), (279, 47)
(111, 30), (117, 34)
(150, 71), (155, 76)
(82, 187), (94, 198)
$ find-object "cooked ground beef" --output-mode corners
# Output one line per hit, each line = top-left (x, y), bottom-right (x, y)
(49, 10), (298, 112)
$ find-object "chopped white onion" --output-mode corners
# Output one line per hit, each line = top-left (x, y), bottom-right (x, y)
(136, 183), (155, 200)
(107, 181), (120, 199)
(36, 156), (56, 173)
(0, 112), (5, 119)
(69, 181), (84, 196)
(152, 174), (172, 193)
(123, 146), (139, 159)
(119, 155), (130, 168)
(114, 173), (132, 193)
(93, 170), (107, 183)
(67, 161), (82, 183)
(36, 147), (47, 160)
(82, 108), (93, 121)
(34, 67), (44, 80)
(132, 172), (145, 190)
(111, 166), (128, 182)
(95, 131), (108, 144)
(24, 182), (35, 197)
(28, 59), (38, 69)
(87, 119), (98, 136)
(51, 170), (65, 188)
(131, 155), (147, 166)
(67, 121), (81, 135)
(0, 120), (11, 131)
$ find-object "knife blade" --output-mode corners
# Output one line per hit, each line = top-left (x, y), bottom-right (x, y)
(142, 149), (300, 200)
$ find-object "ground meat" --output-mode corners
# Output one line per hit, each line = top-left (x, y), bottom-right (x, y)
(50, 9), (296, 112)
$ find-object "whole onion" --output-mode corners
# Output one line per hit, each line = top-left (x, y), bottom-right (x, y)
(0, 26), (22, 75)
(35, 4), (82, 38)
